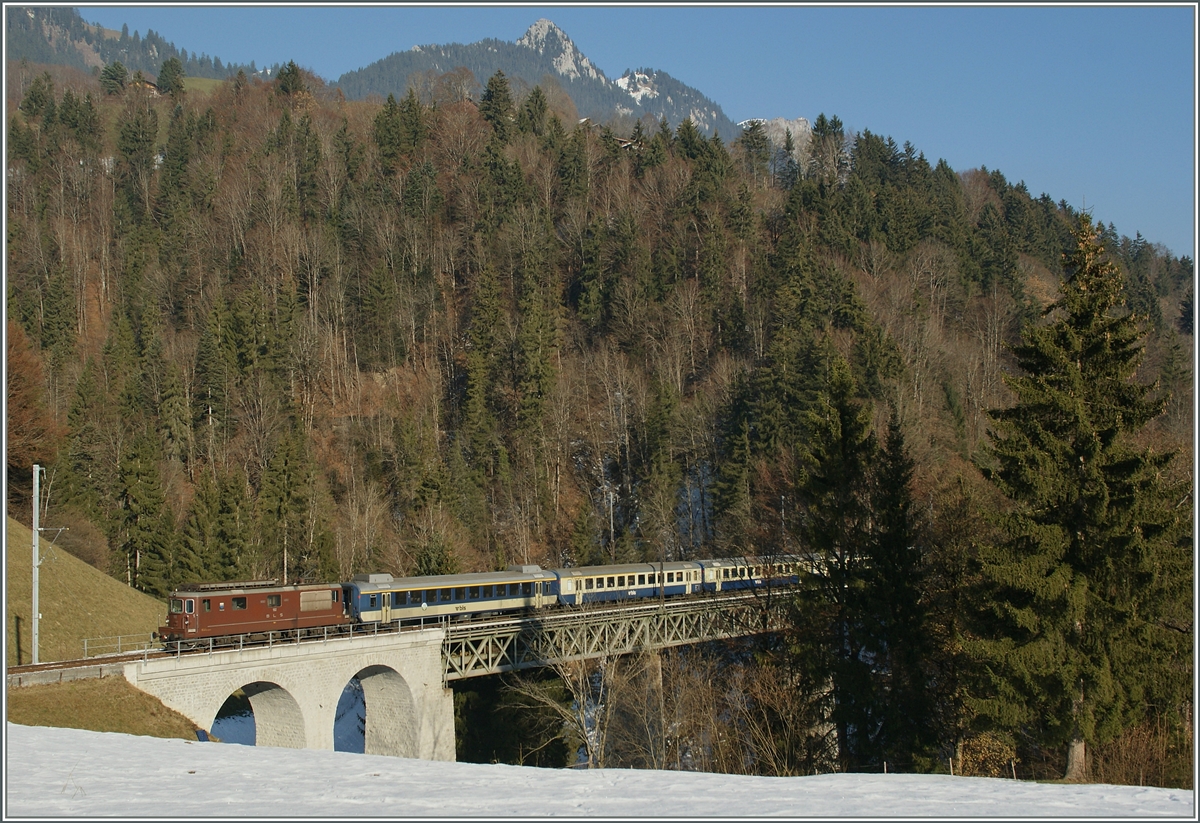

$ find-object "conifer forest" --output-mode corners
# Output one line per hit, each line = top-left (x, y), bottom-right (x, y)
(5, 60), (1193, 784)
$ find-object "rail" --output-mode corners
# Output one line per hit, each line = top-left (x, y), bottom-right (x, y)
(81, 633), (157, 658)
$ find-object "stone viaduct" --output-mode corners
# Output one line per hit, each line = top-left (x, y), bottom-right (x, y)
(122, 628), (455, 760)
(10, 591), (785, 761)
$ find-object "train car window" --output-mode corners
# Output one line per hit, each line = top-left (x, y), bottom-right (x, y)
(268, 595), (282, 607)
(368, 594), (378, 608)
(469, 586), (480, 599)
(667, 572), (675, 583)
(638, 574), (645, 585)
(391, 592), (402, 607)
(441, 588), (452, 602)
(543, 582), (552, 595)
(617, 576), (625, 587)
(232, 597), (247, 610)
(453, 588), (465, 601)
(586, 578), (594, 590)
(202, 599), (211, 612)
(607, 577), (616, 588)
(522, 582), (533, 596)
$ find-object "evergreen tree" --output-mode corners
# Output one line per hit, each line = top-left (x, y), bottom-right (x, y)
(100, 61), (128, 95)
(479, 70), (515, 144)
(786, 352), (880, 771)
(973, 215), (1192, 780)
(118, 431), (176, 596)
(864, 408), (936, 769)
(256, 425), (315, 582)
(156, 56), (185, 100)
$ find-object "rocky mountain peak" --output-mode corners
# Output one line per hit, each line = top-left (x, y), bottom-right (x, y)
(517, 18), (606, 83)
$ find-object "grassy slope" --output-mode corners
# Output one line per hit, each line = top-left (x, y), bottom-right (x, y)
(6, 517), (167, 666)
(7, 677), (200, 740)
(6, 517), (201, 740)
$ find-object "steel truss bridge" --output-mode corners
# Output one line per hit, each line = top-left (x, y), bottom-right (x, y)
(442, 589), (791, 681)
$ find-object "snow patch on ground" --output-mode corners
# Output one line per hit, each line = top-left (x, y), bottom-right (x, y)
(5, 723), (1194, 818)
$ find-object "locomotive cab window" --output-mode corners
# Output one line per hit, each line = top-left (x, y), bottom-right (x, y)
(202, 599), (211, 612)
(232, 597), (247, 610)
(267, 595), (282, 607)
(170, 599), (183, 614)
(185, 599), (194, 614)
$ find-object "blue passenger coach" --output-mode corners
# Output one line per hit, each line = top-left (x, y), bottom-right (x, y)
(346, 565), (554, 624)
(553, 561), (702, 605)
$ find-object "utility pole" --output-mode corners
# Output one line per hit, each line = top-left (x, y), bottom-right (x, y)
(32, 464), (42, 665)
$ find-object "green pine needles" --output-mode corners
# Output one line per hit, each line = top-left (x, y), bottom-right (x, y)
(973, 215), (1192, 779)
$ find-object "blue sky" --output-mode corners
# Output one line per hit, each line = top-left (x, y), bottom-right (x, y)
(77, 4), (1197, 259)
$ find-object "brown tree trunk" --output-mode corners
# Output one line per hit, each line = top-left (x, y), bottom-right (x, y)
(1065, 736), (1087, 782)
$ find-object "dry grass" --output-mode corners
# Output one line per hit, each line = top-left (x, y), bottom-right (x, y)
(7, 517), (167, 666)
(7, 676), (200, 740)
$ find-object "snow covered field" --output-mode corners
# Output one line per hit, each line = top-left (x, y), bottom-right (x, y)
(4, 722), (1194, 818)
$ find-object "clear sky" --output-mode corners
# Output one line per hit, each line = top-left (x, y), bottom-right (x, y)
(76, 3), (1197, 259)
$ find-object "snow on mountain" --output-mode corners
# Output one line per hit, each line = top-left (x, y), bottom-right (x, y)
(615, 70), (659, 103)
(517, 18), (607, 83)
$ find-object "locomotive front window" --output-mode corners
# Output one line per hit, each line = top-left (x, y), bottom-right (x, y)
(170, 599), (183, 614)
(185, 599), (194, 614)
(232, 597), (247, 610)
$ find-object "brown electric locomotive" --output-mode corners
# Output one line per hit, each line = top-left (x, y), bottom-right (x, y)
(157, 579), (351, 642)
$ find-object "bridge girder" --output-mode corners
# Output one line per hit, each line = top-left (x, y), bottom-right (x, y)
(443, 591), (790, 681)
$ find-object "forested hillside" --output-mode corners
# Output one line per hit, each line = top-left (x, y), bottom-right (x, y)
(5, 7), (254, 82)
(5, 59), (1192, 783)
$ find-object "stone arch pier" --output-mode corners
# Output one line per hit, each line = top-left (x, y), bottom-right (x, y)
(123, 629), (453, 759)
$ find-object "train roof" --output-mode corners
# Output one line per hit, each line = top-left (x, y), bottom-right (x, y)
(552, 560), (700, 578)
(347, 567), (552, 591)
(171, 580), (339, 596)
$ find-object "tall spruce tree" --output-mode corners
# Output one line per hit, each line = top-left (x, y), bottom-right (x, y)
(973, 215), (1191, 780)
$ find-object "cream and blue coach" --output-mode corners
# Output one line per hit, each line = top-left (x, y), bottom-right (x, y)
(345, 565), (554, 624)
(553, 561), (703, 605)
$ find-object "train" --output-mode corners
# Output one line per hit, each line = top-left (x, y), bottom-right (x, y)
(157, 556), (804, 646)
